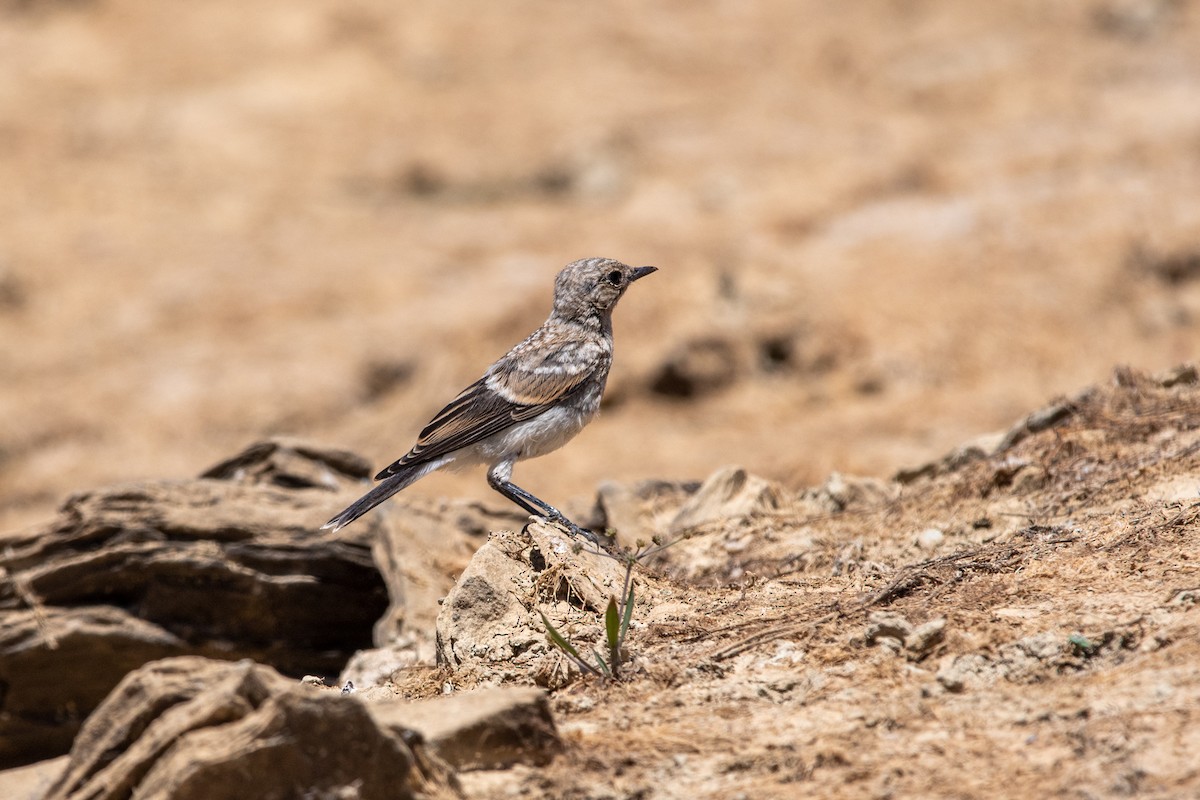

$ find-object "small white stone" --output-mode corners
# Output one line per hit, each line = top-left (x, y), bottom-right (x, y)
(917, 528), (945, 549)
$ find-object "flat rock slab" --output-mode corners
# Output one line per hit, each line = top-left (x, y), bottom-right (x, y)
(371, 686), (561, 771)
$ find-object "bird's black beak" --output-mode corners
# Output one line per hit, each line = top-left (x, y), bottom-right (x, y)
(630, 266), (658, 282)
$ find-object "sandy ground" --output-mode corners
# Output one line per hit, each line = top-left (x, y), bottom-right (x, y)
(2, 1), (1200, 797)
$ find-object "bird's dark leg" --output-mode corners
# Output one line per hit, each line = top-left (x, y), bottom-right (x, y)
(487, 469), (599, 544)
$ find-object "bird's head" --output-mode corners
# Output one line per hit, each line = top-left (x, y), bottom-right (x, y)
(552, 257), (657, 320)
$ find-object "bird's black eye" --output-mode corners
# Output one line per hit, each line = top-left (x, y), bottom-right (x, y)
(606, 269), (623, 286)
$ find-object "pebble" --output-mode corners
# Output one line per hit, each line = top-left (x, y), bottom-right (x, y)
(917, 528), (945, 549)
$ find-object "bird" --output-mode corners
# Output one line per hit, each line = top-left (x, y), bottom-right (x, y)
(322, 257), (657, 542)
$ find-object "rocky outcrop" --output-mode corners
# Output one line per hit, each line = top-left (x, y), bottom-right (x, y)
(0, 439), (390, 768)
(367, 497), (526, 646)
(42, 657), (461, 800)
(435, 522), (632, 688)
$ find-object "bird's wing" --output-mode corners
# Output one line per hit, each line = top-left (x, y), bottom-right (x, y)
(374, 333), (608, 479)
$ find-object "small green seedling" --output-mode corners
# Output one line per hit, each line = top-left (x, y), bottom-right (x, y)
(542, 561), (636, 680)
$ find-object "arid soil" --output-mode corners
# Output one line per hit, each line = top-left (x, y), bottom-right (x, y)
(476, 367), (1199, 799)
(2, 0), (1200, 798)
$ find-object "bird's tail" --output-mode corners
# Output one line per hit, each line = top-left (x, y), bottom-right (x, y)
(321, 460), (437, 532)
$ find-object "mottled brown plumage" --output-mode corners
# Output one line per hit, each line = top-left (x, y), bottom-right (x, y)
(323, 257), (657, 541)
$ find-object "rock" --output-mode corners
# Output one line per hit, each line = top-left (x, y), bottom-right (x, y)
(811, 472), (896, 512)
(630, 466), (807, 582)
(894, 389), (1099, 485)
(42, 657), (460, 800)
(369, 498), (524, 646)
(0, 440), (391, 767)
(941, 440), (996, 471)
(591, 481), (645, 546)
(437, 538), (533, 671)
(996, 399), (1077, 453)
(435, 522), (630, 687)
(338, 638), (431, 690)
(894, 431), (1005, 484)
(590, 479), (700, 551)
(0, 607), (184, 767)
(649, 336), (741, 398)
(863, 613), (945, 661)
(893, 461), (937, 484)
(905, 618), (947, 660)
(864, 612), (913, 654)
(669, 465), (786, 534)
(199, 436), (372, 489)
(916, 528), (945, 549)
(371, 686), (561, 770)
(0, 483), (389, 668)
(0, 756), (68, 800)
(1156, 363), (1199, 388)
(592, 470), (843, 585)
(936, 654), (990, 693)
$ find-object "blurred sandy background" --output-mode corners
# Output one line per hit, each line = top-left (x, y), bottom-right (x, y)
(2, 0), (1198, 532)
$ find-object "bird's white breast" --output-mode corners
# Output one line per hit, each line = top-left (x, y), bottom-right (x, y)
(472, 380), (603, 464)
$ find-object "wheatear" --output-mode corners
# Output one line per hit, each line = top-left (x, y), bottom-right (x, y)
(323, 257), (657, 542)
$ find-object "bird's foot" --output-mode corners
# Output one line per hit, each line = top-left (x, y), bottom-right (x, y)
(543, 512), (601, 545)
